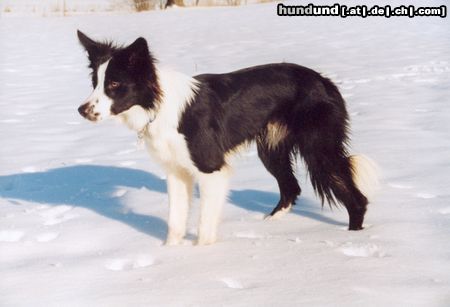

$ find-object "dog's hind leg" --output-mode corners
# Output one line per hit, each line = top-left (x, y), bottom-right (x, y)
(197, 166), (231, 245)
(165, 167), (194, 245)
(257, 139), (301, 219)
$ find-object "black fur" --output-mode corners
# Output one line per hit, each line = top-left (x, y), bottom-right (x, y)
(77, 30), (117, 87)
(179, 64), (368, 229)
(77, 30), (161, 114)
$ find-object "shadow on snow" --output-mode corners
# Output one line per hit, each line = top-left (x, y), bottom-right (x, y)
(0, 165), (345, 240)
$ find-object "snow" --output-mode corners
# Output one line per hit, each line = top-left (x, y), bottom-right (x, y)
(1, 0), (450, 306)
(0, 0), (131, 16)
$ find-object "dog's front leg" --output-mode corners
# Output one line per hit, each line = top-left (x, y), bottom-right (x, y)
(197, 167), (231, 245)
(165, 168), (193, 245)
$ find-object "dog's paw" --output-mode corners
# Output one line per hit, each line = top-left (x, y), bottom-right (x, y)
(196, 236), (217, 246)
(264, 204), (292, 221)
(165, 238), (182, 246)
(164, 234), (184, 246)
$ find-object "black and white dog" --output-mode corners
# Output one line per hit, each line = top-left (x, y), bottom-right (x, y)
(77, 31), (377, 245)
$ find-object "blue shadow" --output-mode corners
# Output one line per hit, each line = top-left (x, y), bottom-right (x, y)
(0, 165), (345, 241)
(229, 190), (346, 226)
(0, 165), (168, 240)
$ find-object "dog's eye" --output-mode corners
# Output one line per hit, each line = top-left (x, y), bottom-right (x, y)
(109, 81), (120, 89)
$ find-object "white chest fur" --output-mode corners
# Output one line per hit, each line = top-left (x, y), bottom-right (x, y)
(144, 117), (195, 173)
(119, 67), (199, 174)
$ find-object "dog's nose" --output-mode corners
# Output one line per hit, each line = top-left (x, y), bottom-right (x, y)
(78, 103), (90, 117)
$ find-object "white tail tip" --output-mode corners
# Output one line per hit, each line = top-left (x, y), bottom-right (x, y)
(349, 154), (380, 202)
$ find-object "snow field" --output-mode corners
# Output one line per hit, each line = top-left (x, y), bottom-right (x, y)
(1, 1), (450, 306)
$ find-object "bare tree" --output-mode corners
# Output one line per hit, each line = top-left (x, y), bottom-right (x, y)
(165, 0), (185, 8)
(133, 0), (151, 11)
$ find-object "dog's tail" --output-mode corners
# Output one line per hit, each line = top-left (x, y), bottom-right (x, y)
(293, 77), (378, 210)
(348, 154), (379, 202)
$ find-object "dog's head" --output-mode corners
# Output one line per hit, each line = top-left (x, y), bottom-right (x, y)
(77, 31), (161, 122)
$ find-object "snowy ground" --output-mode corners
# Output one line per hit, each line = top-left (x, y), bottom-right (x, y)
(1, 1), (449, 306)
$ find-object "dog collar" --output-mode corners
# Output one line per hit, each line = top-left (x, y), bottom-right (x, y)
(137, 113), (156, 144)
(137, 127), (147, 140)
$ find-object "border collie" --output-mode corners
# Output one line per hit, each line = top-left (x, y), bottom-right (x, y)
(77, 31), (378, 245)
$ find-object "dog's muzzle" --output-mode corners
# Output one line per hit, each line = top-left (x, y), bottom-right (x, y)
(78, 102), (99, 121)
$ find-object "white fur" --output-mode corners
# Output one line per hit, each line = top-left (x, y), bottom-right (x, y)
(264, 204), (292, 220)
(349, 154), (380, 202)
(136, 67), (200, 174)
(197, 167), (231, 245)
(165, 168), (194, 245)
(117, 105), (154, 132)
(82, 60), (112, 121)
(224, 141), (251, 164)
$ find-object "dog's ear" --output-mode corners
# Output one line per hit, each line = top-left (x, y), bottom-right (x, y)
(122, 37), (150, 68)
(77, 30), (97, 51)
(77, 30), (110, 66)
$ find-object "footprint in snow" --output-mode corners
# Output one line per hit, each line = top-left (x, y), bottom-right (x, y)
(221, 278), (244, 289)
(0, 230), (25, 242)
(339, 243), (386, 258)
(104, 255), (154, 271)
